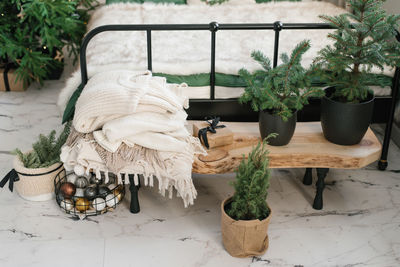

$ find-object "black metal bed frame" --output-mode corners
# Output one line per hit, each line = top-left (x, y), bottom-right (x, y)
(79, 21), (400, 171)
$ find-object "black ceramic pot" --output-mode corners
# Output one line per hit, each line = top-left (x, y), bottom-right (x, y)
(321, 87), (374, 146)
(259, 110), (297, 146)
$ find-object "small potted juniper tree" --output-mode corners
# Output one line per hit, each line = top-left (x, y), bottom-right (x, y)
(315, 0), (400, 145)
(239, 40), (324, 145)
(221, 137), (274, 257)
(1, 123), (70, 201)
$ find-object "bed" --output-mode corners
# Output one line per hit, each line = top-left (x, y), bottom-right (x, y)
(58, 0), (399, 170)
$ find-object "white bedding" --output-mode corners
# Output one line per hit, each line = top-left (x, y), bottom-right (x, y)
(58, 1), (393, 112)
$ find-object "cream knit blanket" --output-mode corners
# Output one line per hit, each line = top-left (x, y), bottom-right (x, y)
(64, 70), (206, 206)
(73, 70), (189, 134)
(61, 128), (205, 207)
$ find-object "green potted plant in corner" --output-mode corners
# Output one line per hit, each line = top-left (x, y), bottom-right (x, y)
(0, 123), (71, 201)
(315, 0), (400, 145)
(239, 40), (324, 145)
(0, 0), (97, 90)
(221, 138), (274, 258)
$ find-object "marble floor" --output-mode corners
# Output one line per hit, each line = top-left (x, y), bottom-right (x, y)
(1, 79), (400, 267)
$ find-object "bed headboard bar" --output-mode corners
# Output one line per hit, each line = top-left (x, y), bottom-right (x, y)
(79, 22), (334, 100)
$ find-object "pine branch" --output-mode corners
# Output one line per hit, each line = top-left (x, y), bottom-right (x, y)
(239, 40), (322, 121)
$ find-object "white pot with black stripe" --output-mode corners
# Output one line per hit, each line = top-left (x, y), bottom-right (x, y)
(10, 156), (65, 201)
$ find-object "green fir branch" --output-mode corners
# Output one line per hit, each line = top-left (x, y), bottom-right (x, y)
(239, 40), (323, 121)
(316, 0), (400, 103)
(227, 135), (276, 221)
(13, 122), (71, 168)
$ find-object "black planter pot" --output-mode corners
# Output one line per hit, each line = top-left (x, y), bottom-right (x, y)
(321, 87), (374, 146)
(259, 110), (297, 146)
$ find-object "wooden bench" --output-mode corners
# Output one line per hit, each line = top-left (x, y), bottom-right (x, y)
(191, 121), (382, 210)
(128, 121), (381, 213)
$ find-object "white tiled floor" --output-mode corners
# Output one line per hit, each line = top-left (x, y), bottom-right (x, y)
(1, 79), (400, 266)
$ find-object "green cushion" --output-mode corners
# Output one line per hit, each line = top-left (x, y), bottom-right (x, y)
(106, 0), (186, 4)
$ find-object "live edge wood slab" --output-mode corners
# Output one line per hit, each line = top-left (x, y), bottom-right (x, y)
(190, 121), (382, 174)
(128, 121), (382, 214)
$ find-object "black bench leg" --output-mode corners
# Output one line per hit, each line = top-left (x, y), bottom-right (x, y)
(378, 160), (388, 171)
(378, 67), (400, 171)
(313, 168), (329, 210)
(303, 168), (313, 185)
(128, 174), (140, 214)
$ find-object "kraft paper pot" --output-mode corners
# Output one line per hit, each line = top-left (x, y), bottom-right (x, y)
(221, 197), (271, 258)
(13, 156), (65, 201)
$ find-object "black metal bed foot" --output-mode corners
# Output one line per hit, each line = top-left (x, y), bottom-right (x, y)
(378, 160), (388, 171)
(128, 175), (140, 214)
(312, 168), (329, 210)
(303, 168), (313, 185)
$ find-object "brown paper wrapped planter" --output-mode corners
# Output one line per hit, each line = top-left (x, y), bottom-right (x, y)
(13, 156), (65, 201)
(221, 197), (271, 258)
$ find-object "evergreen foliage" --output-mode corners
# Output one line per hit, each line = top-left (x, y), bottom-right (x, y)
(315, 0), (400, 103)
(239, 40), (324, 121)
(227, 136), (275, 221)
(13, 122), (71, 168)
(0, 0), (98, 86)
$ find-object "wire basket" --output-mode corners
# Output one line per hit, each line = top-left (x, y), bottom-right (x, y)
(54, 169), (125, 218)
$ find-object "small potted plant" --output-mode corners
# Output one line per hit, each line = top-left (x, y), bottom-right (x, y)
(239, 40), (324, 145)
(221, 137), (274, 257)
(1, 123), (70, 201)
(315, 0), (400, 145)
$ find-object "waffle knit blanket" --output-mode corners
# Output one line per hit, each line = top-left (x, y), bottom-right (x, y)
(63, 70), (206, 206)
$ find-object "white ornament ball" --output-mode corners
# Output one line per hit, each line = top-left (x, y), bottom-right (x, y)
(60, 199), (74, 211)
(67, 173), (78, 184)
(105, 193), (119, 207)
(92, 198), (106, 211)
(74, 165), (85, 176)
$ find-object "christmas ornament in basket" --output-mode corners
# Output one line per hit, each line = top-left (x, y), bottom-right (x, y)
(54, 171), (125, 219)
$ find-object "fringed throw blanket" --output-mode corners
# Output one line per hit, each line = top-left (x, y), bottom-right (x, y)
(61, 70), (206, 207)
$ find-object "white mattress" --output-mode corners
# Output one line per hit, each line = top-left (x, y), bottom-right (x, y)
(59, 0), (394, 112)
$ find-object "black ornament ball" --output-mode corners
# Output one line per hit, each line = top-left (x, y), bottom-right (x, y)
(84, 186), (97, 200)
(98, 186), (111, 198)
(90, 175), (104, 185)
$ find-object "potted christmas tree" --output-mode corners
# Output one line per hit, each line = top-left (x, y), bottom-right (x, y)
(0, 0), (96, 90)
(315, 0), (400, 145)
(239, 40), (324, 145)
(1, 123), (70, 201)
(221, 138), (273, 257)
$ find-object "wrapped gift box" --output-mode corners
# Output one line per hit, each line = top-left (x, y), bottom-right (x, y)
(0, 68), (28, 92)
(193, 121), (233, 149)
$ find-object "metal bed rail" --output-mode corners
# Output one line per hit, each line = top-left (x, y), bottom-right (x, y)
(78, 22), (400, 170)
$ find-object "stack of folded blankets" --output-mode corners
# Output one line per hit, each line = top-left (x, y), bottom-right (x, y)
(60, 70), (205, 207)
